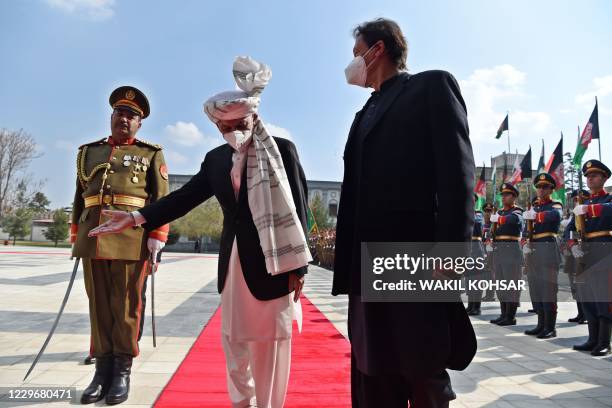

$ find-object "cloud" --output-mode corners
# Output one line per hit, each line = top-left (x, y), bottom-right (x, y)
(459, 64), (551, 144)
(45, 0), (115, 20)
(264, 122), (293, 141)
(163, 121), (208, 146)
(164, 149), (187, 165)
(575, 75), (612, 115)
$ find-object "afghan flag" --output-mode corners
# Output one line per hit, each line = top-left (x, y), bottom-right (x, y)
(474, 164), (486, 211)
(307, 206), (319, 234)
(573, 98), (599, 167)
(508, 147), (532, 185)
(496, 114), (509, 139)
(537, 139), (545, 174)
(546, 134), (566, 205)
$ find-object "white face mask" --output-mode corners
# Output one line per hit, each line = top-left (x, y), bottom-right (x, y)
(223, 129), (253, 151)
(344, 45), (376, 87)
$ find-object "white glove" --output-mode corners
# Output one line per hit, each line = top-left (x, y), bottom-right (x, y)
(523, 209), (537, 220)
(571, 245), (584, 258)
(522, 245), (532, 255)
(147, 238), (165, 264)
(573, 205), (587, 216)
(486, 243), (494, 252)
(560, 218), (570, 228)
(490, 214), (500, 223)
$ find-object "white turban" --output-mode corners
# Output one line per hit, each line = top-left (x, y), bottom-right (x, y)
(203, 56), (272, 123)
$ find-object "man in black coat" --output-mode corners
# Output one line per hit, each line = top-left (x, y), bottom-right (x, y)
(336, 18), (477, 407)
(89, 57), (310, 407)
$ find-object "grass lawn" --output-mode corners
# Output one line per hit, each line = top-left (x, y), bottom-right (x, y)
(2, 240), (71, 248)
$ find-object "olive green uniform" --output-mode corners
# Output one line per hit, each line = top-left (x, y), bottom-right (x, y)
(71, 137), (169, 357)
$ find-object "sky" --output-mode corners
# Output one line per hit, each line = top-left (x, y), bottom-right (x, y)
(1, 0), (611, 209)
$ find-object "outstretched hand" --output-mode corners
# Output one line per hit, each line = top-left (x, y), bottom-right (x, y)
(88, 210), (135, 237)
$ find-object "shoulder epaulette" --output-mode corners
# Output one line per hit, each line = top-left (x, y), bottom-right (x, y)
(78, 137), (107, 150)
(135, 138), (163, 150)
(552, 202), (563, 209)
(513, 206), (524, 212)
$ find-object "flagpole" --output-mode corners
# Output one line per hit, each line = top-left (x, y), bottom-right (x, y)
(596, 97), (601, 160)
(507, 111), (511, 153)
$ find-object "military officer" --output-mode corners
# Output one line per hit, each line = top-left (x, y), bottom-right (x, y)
(489, 183), (524, 326)
(71, 86), (170, 404)
(522, 173), (563, 338)
(466, 194), (485, 316)
(568, 160), (612, 356)
(564, 190), (590, 324)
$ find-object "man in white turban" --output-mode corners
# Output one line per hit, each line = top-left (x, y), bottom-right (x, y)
(90, 56), (311, 408)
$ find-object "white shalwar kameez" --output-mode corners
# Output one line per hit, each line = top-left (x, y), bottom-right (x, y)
(221, 149), (302, 408)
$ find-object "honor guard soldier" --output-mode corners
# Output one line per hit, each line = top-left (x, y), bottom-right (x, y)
(71, 86), (170, 404)
(564, 189), (590, 324)
(466, 194), (485, 315)
(568, 160), (612, 356)
(522, 173), (563, 338)
(489, 183), (524, 326)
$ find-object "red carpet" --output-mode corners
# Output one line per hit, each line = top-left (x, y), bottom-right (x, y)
(155, 296), (351, 407)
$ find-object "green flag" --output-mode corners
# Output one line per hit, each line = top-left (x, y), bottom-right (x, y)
(307, 206), (318, 234)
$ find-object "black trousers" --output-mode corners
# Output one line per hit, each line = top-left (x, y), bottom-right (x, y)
(351, 352), (455, 408)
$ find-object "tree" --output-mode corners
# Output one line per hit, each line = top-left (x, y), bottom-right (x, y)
(2, 208), (31, 245)
(564, 152), (580, 195)
(29, 192), (51, 217)
(309, 193), (333, 229)
(172, 197), (224, 241)
(0, 129), (40, 216)
(167, 224), (181, 246)
(43, 209), (69, 246)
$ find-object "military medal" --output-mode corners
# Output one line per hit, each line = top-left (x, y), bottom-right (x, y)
(131, 176), (139, 183)
(123, 160), (131, 167)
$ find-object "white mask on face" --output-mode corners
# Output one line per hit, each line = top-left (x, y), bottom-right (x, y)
(223, 129), (253, 151)
(344, 45), (376, 87)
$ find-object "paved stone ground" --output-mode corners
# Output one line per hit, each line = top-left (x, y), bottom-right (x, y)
(0, 246), (610, 407)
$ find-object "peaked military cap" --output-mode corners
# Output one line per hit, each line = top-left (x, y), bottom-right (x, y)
(582, 159), (610, 178)
(534, 172), (556, 189)
(109, 86), (150, 119)
(500, 182), (519, 197)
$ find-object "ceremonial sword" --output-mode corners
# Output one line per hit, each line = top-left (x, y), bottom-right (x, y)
(24, 257), (81, 381)
(149, 253), (158, 348)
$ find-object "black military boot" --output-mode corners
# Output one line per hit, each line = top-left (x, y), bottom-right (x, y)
(106, 355), (132, 405)
(568, 303), (587, 324)
(490, 302), (506, 324)
(537, 311), (557, 339)
(573, 319), (600, 351)
(524, 311), (544, 335)
(469, 302), (481, 316)
(482, 290), (495, 302)
(590, 318), (611, 357)
(80, 355), (112, 404)
(498, 303), (517, 326)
